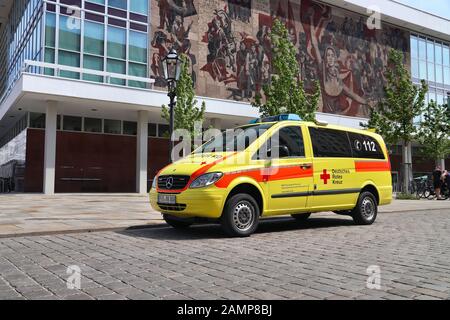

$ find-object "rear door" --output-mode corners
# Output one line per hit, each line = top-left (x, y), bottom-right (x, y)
(263, 125), (314, 215)
(308, 127), (359, 209)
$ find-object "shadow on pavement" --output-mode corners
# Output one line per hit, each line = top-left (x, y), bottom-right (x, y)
(118, 216), (356, 241)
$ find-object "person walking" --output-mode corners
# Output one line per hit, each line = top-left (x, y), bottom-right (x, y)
(432, 165), (443, 200)
(441, 170), (450, 200)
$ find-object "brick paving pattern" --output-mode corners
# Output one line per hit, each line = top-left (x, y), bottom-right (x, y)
(0, 209), (450, 300)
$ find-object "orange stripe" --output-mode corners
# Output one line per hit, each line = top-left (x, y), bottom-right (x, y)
(355, 161), (391, 172)
(215, 166), (314, 189)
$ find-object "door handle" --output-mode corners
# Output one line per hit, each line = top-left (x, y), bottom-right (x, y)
(300, 163), (312, 170)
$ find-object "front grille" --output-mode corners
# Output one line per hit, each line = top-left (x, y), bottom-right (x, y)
(158, 175), (190, 190)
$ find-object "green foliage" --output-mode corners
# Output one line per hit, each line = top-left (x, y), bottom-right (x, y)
(162, 54), (206, 144)
(252, 19), (321, 122)
(363, 49), (428, 145)
(418, 100), (450, 161)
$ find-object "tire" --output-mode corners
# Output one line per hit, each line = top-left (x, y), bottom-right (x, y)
(291, 213), (311, 221)
(352, 191), (378, 225)
(163, 214), (193, 229)
(221, 194), (260, 237)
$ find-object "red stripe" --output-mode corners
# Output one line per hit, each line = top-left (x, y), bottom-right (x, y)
(215, 166), (314, 189)
(355, 161), (391, 172)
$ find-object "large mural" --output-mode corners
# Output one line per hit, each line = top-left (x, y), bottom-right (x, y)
(150, 0), (410, 118)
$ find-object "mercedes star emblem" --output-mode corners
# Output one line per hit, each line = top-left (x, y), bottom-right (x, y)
(166, 177), (174, 189)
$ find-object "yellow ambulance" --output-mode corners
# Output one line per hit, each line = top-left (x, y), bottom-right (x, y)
(150, 114), (392, 237)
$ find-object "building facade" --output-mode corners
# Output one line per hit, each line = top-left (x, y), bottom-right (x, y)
(0, 0), (449, 194)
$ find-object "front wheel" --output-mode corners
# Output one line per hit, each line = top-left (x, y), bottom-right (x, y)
(221, 194), (260, 237)
(352, 191), (378, 225)
(163, 214), (193, 229)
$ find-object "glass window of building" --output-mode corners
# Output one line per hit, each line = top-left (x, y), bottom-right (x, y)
(44, 48), (56, 76)
(444, 45), (450, 66)
(84, 118), (102, 133)
(84, 21), (104, 56)
(59, 15), (81, 52)
(104, 119), (121, 134)
(59, 50), (80, 79)
(83, 55), (104, 82)
(148, 123), (157, 137)
(45, 13), (56, 47)
(123, 121), (137, 135)
(30, 113), (46, 129)
(130, 0), (148, 15)
(427, 40), (435, 63)
(107, 59), (126, 85)
(107, 26), (126, 60)
(129, 31), (147, 63)
(63, 116), (82, 131)
(87, 0), (105, 4)
(128, 63), (146, 88)
(411, 35), (418, 59)
(109, 0), (127, 10)
(158, 124), (170, 138)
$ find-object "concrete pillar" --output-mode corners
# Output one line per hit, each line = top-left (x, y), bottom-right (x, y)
(136, 110), (148, 194)
(43, 101), (58, 195)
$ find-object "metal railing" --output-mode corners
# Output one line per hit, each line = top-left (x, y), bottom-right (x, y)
(23, 60), (155, 87)
(1, 60), (156, 107)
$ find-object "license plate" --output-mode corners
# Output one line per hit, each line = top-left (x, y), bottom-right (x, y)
(158, 194), (176, 205)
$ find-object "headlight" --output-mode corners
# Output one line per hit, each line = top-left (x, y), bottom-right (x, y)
(151, 177), (157, 189)
(190, 172), (223, 189)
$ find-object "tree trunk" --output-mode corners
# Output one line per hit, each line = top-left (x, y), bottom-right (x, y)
(402, 141), (413, 194)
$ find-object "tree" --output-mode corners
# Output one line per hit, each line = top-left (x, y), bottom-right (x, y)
(363, 49), (428, 194)
(418, 100), (450, 165)
(252, 19), (321, 122)
(162, 54), (206, 147)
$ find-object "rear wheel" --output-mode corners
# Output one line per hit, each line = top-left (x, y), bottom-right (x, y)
(352, 191), (378, 225)
(163, 214), (193, 229)
(221, 194), (260, 237)
(291, 213), (311, 221)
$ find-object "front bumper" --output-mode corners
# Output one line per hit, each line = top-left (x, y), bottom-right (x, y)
(149, 187), (225, 219)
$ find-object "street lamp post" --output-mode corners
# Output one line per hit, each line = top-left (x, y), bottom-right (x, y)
(161, 49), (182, 163)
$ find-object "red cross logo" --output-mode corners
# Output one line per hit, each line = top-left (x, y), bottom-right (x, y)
(320, 169), (331, 184)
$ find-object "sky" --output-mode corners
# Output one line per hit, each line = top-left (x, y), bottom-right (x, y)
(396, 0), (450, 20)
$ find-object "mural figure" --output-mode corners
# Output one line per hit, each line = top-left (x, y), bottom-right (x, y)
(305, 3), (370, 116)
(152, 0), (198, 87)
(201, 9), (237, 83)
(150, 0), (409, 117)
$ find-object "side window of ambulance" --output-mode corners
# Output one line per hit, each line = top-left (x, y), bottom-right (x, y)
(277, 126), (305, 158)
(348, 133), (385, 159)
(255, 126), (305, 159)
(309, 127), (352, 158)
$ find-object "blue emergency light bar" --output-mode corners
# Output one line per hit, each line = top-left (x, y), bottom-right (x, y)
(249, 114), (302, 124)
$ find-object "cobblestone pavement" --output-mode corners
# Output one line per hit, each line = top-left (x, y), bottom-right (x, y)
(1, 193), (448, 237)
(0, 209), (450, 300)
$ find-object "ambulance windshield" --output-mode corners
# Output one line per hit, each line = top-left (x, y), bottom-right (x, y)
(196, 124), (273, 154)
